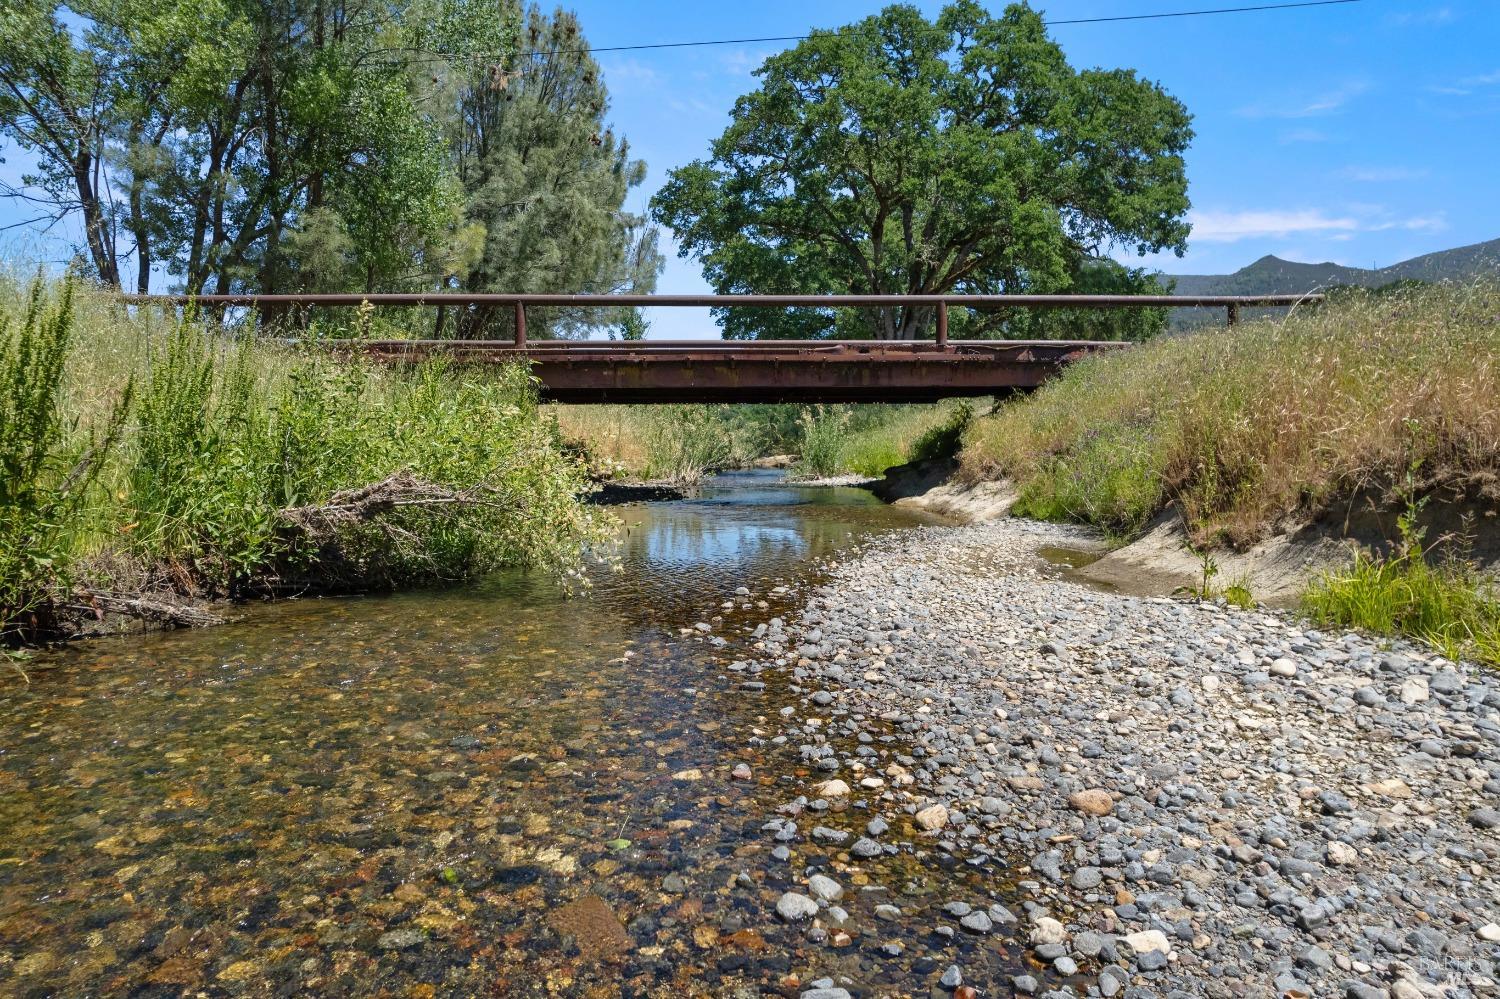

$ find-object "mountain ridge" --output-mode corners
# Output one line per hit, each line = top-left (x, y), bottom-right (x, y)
(1167, 237), (1500, 297)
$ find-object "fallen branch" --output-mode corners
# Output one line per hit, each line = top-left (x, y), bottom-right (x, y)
(277, 472), (519, 542)
(67, 590), (225, 630)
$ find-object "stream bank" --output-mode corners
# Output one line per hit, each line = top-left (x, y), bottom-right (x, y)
(747, 516), (1500, 997)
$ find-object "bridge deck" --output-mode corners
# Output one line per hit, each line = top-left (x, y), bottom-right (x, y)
(339, 338), (1130, 403)
(122, 292), (1321, 404)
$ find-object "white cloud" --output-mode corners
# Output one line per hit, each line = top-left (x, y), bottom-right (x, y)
(1370, 214), (1448, 233)
(1189, 209), (1361, 243)
(597, 57), (663, 87)
(1189, 207), (1449, 244)
(1384, 6), (1455, 27)
(1335, 166), (1431, 182)
(1427, 68), (1500, 97)
(1279, 128), (1331, 144)
(1237, 80), (1370, 119)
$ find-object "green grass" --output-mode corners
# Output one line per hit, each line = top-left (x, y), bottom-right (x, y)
(795, 402), (972, 478)
(963, 282), (1500, 545)
(1304, 547), (1500, 666)
(0, 276), (610, 642)
(1303, 496), (1500, 666)
(552, 404), (783, 483)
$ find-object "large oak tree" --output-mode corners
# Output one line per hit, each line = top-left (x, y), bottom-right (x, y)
(651, 1), (1194, 341)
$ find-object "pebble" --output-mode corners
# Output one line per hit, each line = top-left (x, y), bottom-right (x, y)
(807, 874), (843, 902)
(738, 517), (1500, 997)
(914, 804), (949, 831)
(776, 892), (818, 921)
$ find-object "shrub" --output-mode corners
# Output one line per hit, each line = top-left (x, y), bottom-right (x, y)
(0, 276), (609, 642)
(0, 280), (129, 639)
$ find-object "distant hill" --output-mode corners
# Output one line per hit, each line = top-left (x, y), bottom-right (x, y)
(1164, 237), (1500, 328)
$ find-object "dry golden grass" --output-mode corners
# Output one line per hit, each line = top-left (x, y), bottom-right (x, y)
(961, 283), (1500, 544)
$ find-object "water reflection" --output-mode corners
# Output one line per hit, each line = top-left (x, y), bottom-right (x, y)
(0, 473), (1045, 998)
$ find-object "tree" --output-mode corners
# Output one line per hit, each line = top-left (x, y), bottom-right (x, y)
(441, 6), (662, 338)
(0, 0), (518, 295)
(651, 1), (1193, 341)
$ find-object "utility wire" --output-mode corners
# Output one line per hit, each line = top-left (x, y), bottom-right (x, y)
(504, 0), (1361, 60)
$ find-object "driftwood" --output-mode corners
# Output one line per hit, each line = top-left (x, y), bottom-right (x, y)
(67, 590), (225, 630)
(278, 472), (516, 546)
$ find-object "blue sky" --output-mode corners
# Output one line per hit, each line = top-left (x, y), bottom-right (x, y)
(574, 0), (1500, 335)
(3, 1), (1497, 340)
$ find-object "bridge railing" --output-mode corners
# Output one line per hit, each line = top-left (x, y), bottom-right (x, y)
(120, 293), (1323, 347)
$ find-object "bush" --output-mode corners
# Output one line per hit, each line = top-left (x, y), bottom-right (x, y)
(0, 276), (610, 642)
(0, 281), (129, 638)
(796, 405), (853, 477)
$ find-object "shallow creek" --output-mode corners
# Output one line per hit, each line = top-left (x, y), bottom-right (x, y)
(1, 471), (1062, 997)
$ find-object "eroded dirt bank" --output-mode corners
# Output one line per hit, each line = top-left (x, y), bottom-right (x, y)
(741, 516), (1500, 997)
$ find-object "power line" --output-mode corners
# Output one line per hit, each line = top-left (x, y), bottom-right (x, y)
(507, 0), (1361, 60)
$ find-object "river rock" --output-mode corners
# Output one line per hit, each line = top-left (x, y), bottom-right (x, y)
(776, 892), (818, 921)
(1068, 789), (1114, 816)
(914, 804), (949, 831)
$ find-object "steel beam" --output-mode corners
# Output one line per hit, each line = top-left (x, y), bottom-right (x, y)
(334, 339), (1127, 404)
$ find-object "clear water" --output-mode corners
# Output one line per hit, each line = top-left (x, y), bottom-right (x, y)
(0, 471), (1044, 997)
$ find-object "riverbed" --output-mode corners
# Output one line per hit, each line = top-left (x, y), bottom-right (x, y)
(0, 471), (1054, 997)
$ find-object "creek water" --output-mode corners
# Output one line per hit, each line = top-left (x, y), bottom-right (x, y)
(1, 471), (1047, 998)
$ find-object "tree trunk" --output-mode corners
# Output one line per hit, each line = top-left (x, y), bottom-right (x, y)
(74, 154), (119, 287)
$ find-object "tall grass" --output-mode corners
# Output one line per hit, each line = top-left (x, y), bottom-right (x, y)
(552, 404), (791, 483)
(797, 402), (972, 478)
(963, 283), (1500, 544)
(1303, 493), (1500, 665)
(0, 276), (609, 641)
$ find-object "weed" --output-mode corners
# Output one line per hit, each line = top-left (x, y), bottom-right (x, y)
(1303, 474), (1500, 666)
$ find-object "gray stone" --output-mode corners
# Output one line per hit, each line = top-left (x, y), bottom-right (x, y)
(776, 892), (818, 921)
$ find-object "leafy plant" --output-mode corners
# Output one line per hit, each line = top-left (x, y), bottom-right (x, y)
(0, 279), (129, 639)
(1303, 468), (1500, 666)
(909, 401), (973, 464)
(796, 406), (853, 477)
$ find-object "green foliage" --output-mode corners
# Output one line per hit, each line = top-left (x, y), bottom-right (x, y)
(909, 401), (973, 464)
(1304, 491), (1500, 667)
(1008, 424), (1168, 538)
(796, 407), (854, 477)
(0, 280), (128, 637)
(0, 0), (519, 294)
(642, 406), (739, 484)
(127, 321), (274, 588)
(448, 7), (662, 337)
(0, 278), (609, 642)
(792, 402), (977, 478)
(651, 1), (1191, 341)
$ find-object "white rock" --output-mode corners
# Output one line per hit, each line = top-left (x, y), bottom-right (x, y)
(1401, 676), (1430, 704)
(1479, 923), (1500, 942)
(1123, 929), (1171, 955)
(1327, 841), (1358, 866)
(1029, 916), (1068, 945)
(1270, 657), (1298, 678)
(807, 874), (843, 902)
(914, 804), (949, 831)
(814, 779), (851, 797)
(776, 892), (818, 921)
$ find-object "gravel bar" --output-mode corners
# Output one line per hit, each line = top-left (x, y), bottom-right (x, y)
(744, 518), (1500, 998)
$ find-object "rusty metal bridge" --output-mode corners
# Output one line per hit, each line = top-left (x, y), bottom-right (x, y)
(123, 293), (1319, 404)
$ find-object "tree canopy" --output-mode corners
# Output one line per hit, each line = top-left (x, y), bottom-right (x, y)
(0, 1), (660, 336)
(650, 1), (1194, 341)
(446, 7), (661, 339)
